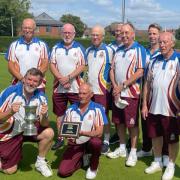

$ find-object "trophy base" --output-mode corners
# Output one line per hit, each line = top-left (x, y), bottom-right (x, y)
(23, 127), (37, 136)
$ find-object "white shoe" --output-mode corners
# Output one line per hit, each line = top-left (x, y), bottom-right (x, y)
(35, 160), (53, 177)
(126, 153), (137, 167)
(145, 161), (162, 174)
(137, 149), (152, 158)
(86, 167), (98, 179)
(163, 155), (169, 167)
(107, 148), (127, 159)
(162, 164), (175, 180)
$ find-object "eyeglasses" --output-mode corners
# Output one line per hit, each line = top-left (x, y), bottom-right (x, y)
(159, 41), (170, 45)
(91, 34), (102, 37)
(22, 27), (34, 30)
(62, 32), (74, 35)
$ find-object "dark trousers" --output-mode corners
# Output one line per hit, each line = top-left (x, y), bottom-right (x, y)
(141, 117), (168, 155)
(58, 137), (102, 177)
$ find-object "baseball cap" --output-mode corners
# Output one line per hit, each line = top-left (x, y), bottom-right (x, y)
(115, 97), (129, 109)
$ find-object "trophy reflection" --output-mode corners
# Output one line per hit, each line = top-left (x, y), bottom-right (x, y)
(24, 105), (38, 136)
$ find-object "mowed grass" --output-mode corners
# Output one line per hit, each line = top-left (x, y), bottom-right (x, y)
(0, 55), (179, 180)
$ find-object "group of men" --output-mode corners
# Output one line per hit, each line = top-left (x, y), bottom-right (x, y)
(0, 17), (179, 180)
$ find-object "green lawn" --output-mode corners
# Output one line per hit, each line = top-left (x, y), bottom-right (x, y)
(0, 55), (179, 180)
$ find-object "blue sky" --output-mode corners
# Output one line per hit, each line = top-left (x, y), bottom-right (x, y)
(30, 0), (180, 30)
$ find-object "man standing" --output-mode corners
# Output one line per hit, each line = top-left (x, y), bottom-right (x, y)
(0, 68), (54, 177)
(86, 25), (114, 154)
(143, 32), (180, 180)
(107, 23), (146, 167)
(50, 23), (86, 150)
(138, 23), (169, 167)
(58, 83), (107, 179)
(5, 18), (49, 90)
(137, 23), (161, 157)
(108, 23), (123, 145)
(109, 23), (123, 52)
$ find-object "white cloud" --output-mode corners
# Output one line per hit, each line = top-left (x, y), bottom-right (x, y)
(29, 0), (180, 29)
(129, 0), (161, 11)
(89, 0), (112, 6)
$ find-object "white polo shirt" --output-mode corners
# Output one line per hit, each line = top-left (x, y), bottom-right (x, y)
(109, 40), (123, 52)
(5, 37), (49, 88)
(113, 41), (146, 98)
(63, 101), (108, 144)
(0, 83), (48, 141)
(86, 43), (114, 95)
(50, 41), (86, 93)
(146, 51), (180, 117)
(146, 48), (161, 65)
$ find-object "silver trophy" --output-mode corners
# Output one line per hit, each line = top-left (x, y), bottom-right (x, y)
(23, 105), (38, 136)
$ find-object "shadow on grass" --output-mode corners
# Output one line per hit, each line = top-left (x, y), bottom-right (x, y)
(50, 120), (67, 169)
(174, 164), (180, 179)
(19, 143), (38, 171)
(51, 145), (66, 169)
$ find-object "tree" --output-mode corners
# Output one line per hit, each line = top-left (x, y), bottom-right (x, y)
(0, 0), (32, 36)
(175, 27), (180, 40)
(60, 14), (86, 37)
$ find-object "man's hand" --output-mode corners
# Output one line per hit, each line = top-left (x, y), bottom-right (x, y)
(113, 84), (123, 97)
(63, 82), (71, 89)
(40, 103), (48, 117)
(10, 102), (22, 114)
(59, 76), (70, 86)
(141, 105), (148, 120)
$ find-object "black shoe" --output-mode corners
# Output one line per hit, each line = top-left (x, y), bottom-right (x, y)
(126, 138), (131, 152)
(101, 142), (110, 155)
(109, 133), (120, 144)
(51, 138), (64, 150)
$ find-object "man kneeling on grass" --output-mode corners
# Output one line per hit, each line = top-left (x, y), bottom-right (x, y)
(58, 83), (108, 179)
(0, 68), (54, 177)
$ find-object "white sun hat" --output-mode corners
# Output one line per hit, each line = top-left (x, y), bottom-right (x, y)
(115, 97), (129, 109)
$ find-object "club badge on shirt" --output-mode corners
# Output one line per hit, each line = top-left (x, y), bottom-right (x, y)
(99, 52), (104, 58)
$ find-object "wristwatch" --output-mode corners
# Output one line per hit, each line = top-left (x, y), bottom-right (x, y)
(122, 82), (127, 89)
(68, 75), (72, 81)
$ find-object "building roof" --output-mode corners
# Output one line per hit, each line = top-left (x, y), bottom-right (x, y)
(35, 12), (63, 27)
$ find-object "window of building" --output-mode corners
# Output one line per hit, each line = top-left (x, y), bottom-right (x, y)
(46, 26), (51, 33)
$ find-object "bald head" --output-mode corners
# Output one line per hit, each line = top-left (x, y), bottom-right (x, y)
(91, 25), (105, 47)
(121, 23), (135, 47)
(61, 23), (76, 46)
(159, 32), (175, 58)
(91, 25), (105, 36)
(160, 32), (175, 43)
(22, 18), (36, 30)
(79, 83), (93, 104)
(80, 83), (93, 93)
(21, 18), (36, 42)
(62, 23), (75, 33)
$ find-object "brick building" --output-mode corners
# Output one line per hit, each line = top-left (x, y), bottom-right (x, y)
(34, 12), (63, 37)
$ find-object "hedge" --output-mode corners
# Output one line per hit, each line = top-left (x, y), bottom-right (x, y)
(0, 36), (179, 53)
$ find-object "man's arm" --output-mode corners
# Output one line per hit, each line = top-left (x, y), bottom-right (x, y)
(123, 68), (144, 88)
(141, 79), (149, 120)
(0, 102), (22, 123)
(110, 59), (117, 88)
(50, 63), (70, 86)
(80, 125), (103, 138)
(67, 65), (85, 81)
(8, 61), (24, 81)
(39, 103), (49, 127)
(38, 58), (48, 75)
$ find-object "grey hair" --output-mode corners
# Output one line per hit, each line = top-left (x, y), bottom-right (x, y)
(171, 33), (176, 43)
(123, 22), (135, 31)
(92, 25), (105, 36)
(22, 18), (36, 30)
